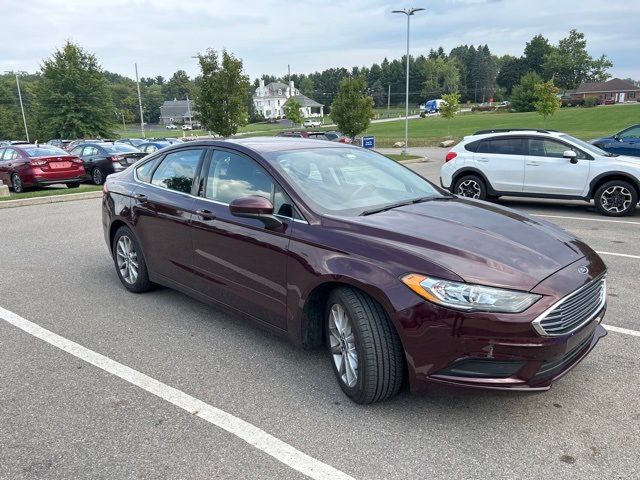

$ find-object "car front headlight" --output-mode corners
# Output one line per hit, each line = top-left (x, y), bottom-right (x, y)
(401, 274), (541, 313)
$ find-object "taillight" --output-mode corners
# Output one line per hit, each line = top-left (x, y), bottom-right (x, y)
(30, 159), (47, 166)
(102, 182), (109, 194)
(109, 156), (123, 163)
(71, 157), (83, 164)
(445, 151), (458, 162)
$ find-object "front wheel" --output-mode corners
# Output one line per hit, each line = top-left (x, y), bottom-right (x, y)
(594, 180), (638, 216)
(326, 287), (404, 404)
(454, 174), (487, 200)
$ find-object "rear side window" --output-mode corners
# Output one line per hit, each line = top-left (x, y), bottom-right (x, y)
(477, 138), (524, 155)
(465, 140), (481, 152)
(151, 149), (203, 193)
(136, 160), (157, 183)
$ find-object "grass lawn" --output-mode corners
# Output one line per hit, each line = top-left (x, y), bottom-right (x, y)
(364, 103), (640, 147)
(0, 184), (102, 201)
(382, 153), (422, 162)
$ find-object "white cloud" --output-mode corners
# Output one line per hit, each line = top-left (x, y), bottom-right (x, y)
(1, 0), (638, 80)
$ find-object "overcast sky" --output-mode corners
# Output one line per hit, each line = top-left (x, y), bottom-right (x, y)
(2, 0), (638, 82)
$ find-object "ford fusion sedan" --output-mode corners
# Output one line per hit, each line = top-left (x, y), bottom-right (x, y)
(441, 129), (640, 216)
(0, 144), (86, 193)
(102, 138), (607, 403)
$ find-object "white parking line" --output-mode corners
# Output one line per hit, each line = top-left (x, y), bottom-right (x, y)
(0, 306), (355, 480)
(604, 325), (640, 337)
(596, 251), (640, 260)
(532, 214), (640, 226)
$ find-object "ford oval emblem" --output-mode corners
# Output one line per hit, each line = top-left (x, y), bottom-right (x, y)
(578, 266), (589, 275)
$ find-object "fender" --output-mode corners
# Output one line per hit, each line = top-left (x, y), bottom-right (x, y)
(450, 167), (498, 196)
(588, 171), (640, 198)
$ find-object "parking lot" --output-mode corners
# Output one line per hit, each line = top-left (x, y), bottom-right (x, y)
(0, 156), (639, 479)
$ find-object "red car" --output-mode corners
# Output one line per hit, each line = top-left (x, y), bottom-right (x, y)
(0, 144), (87, 193)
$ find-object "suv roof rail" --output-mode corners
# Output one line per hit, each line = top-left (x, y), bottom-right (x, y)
(473, 128), (558, 135)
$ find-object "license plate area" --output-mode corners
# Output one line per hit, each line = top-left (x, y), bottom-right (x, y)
(50, 161), (71, 169)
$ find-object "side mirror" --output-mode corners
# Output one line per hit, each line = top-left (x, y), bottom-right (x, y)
(563, 150), (578, 164)
(229, 195), (283, 229)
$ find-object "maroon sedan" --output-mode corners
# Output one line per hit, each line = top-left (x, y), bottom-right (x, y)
(0, 144), (86, 193)
(102, 138), (607, 404)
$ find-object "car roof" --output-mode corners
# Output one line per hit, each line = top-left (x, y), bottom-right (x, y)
(464, 130), (567, 142)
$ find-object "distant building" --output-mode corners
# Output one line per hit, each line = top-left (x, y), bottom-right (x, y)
(571, 78), (640, 103)
(253, 80), (323, 119)
(159, 99), (196, 125)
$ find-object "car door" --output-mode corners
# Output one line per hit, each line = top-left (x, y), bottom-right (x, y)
(78, 145), (99, 173)
(523, 137), (591, 196)
(0, 148), (7, 184)
(131, 147), (206, 286)
(615, 125), (640, 156)
(189, 148), (293, 329)
(473, 137), (525, 192)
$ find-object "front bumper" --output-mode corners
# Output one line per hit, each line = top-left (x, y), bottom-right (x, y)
(395, 258), (608, 393)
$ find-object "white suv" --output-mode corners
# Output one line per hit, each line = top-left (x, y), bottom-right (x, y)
(303, 119), (322, 128)
(440, 129), (640, 216)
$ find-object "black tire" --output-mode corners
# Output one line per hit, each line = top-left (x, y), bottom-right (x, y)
(594, 180), (638, 217)
(112, 226), (154, 293)
(453, 174), (487, 200)
(92, 167), (104, 185)
(325, 287), (404, 404)
(66, 182), (80, 189)
(11, 173), (24, 194)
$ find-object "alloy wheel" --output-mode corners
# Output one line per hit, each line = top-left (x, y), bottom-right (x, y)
(328, 303), (358, 388)
(12, 174), (23, 193)
(600, 186), (632, 213)
(116, 235), (139, 285)
(92, 168), (103, 185)
(457, 179), (481, 199)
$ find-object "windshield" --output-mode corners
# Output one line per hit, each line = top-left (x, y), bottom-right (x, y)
(560, 134), (613, 157)
(267, 147), (444, 216)
(103, 144), (140, 154)
(23, 146), (68, 157)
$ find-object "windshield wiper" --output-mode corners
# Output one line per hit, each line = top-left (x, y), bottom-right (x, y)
(360, 195), (452, 216)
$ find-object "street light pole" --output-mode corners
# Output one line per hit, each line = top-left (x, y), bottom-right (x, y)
(134, 63), (145, 138)
(392, 7), (424, 155)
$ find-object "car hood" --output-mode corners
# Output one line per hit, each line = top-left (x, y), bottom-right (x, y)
(609, 155), (640, 166)
(329, 198), (595, 291)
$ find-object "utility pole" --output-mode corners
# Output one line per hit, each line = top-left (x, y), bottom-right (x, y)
(288, 64), (291, 97)
(474, 80), (478, 104)
(7, 72), (29, 142)
(387, 84), (391, 116)
(186, 94), (192, 126)
(134, 63), (145, 138)
(392, 7), (424, 155)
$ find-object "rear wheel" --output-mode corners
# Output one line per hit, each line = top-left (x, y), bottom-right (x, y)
(454, 174), (487, 200)
(66, 182), (80, 189)
(11, 173), (24, 193)
(594, 180), (638, 217)
(112, 226), (154, 293)
(326, 287), (404, 404)
(91, 167), (104, 185)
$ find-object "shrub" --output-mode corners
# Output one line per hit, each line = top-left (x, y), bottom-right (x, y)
(584, 96), (599, 108)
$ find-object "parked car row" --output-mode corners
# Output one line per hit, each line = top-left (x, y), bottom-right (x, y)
(276, 130), (352, 143)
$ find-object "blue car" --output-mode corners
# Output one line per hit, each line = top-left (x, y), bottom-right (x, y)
(591, 124), (640, 157)
(137, 141), (172, 154)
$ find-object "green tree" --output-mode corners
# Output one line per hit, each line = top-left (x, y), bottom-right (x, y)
(163, 70), (193, 100)
(534, 80), (561, 126)
(510, 72), (542, 112)
(329, 76), (374, 139)
(34, 42), (113, 139)
(423, 57), (460, 98)
(195, 49), (249, 137)
(299, 77), (314, 97)
(283, 98), (304, 126)
(370, 79), (386, 107)
(496, 56), (527, 94)
(142, 84), (165, 124)
(543, 30), (613, 89)
(523, 34), (553, 77)
(439, 92), (460, 136)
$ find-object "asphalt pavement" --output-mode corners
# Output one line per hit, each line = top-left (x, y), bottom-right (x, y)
(0, 164), (639, 479)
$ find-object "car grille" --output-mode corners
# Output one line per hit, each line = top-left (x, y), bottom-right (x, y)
(533, 277), (606, 336)
(531, 332), (594, 382)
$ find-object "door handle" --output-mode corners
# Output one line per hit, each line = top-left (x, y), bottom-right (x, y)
(476, 157), (489, 162)
(196, 209), (216, 220)
(527, 162), (540, 166)
(133, 194), (147, 202)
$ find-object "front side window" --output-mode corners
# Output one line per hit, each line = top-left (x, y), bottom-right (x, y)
(205, 150), (273, 204)
(529, 138), (588, 160)
(267, 147), (443, 216)
(619, 126), (640, 139)
(151, 149), (203, 193)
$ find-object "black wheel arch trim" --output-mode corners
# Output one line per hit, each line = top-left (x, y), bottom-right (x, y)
(450, 168), (497, 195)
(588, 171), (640, 199)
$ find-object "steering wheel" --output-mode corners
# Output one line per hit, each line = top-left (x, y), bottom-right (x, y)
(349, 183), (377, 199)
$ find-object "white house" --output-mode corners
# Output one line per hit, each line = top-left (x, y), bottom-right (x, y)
(253, 80), (323, 119)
